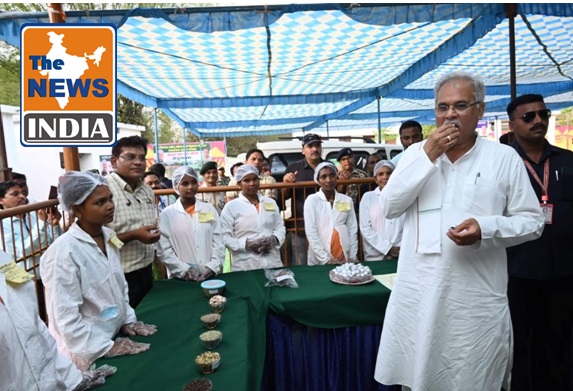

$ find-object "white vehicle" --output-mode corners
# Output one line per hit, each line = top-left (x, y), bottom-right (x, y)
(257, 139), (403, 181)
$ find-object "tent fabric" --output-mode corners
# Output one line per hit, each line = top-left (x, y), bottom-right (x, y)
(1, 3), (572, 137)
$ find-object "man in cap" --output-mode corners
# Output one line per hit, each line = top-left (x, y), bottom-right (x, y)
(336, 147), (369, 211)
(390, 120), (424, 167)
(217, 167), (230, 186)
(505, 94), (573, 391)
(199, 161), (226, 215)
(282, 133), (325, 265)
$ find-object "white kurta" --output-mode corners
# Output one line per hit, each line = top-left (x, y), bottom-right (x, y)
(303, 190), (358, 265)
(359, 187), (405, 261)
(0, 253), (82, 391)
(157, 199), (224, 278)
(40, 224), (137, 371)
(374, 138), (544, 391)
(220, 193), (286, 271)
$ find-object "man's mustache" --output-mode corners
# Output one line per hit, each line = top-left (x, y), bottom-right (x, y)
(444, 119), (462, 128)
(530, 124), (547, 132)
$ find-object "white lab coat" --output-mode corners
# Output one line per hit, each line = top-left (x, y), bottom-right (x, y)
(220, 193), (286, 271)
(303, 190), (358, 265)
(374, 138), (544, 391)
(359, 187), (405, 261)
(157, 199), (224, 278)
(0, 252), (82, 391)
(40, 224), (137, 371)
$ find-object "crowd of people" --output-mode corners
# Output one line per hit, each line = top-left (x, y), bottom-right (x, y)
(0, 70), (571, 390)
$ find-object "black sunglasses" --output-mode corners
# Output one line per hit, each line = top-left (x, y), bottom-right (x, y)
(519, 109), (551, 123)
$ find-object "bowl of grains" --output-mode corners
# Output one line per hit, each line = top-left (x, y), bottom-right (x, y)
(199, 330), (222, 350)
(209, 295), (227, 313)
(200, 313), (220, 330)
(182, 378), (213, 391)
(195, 351), (221, 374)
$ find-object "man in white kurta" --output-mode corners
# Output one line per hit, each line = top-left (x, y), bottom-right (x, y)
(374, 72), (544, 391)
(157, 198), (224, 278)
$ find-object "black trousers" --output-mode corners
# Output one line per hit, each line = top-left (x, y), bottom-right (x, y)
(508, 276), (573, 391)
(124, 263), (154, 309)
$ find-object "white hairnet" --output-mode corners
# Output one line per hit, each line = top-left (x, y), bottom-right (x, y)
(373, 160), (395, 176)
(234, 164), (259, 182)
(58, 171), (108, 212)
(314, 162), (338, 184)
(172, 166), (199, 194)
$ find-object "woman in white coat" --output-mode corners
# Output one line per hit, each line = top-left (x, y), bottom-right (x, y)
(359, 160), (405, 261)
(41, 171), (156, 371)
(220, 164), (286, 271)
(157, 166), (224, 281)
(304, 162), (358, 265)
(0, 250), (115, 391)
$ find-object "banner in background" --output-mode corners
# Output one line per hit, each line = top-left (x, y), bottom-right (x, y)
(145, 141), (227, 178)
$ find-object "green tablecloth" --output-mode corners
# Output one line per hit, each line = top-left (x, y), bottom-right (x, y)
(98, 260), (396, 391)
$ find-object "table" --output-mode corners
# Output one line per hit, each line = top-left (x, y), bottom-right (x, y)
(98, 261), (397, 391)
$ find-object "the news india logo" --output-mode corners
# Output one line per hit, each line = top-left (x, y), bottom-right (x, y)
(21, 24), (116, 146)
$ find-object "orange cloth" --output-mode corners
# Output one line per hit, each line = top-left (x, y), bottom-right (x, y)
(331, 229), (346, 262)
(185, 205), (196, 216)
(255, 203), (260, 213)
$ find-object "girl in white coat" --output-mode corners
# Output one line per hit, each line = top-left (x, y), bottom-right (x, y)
(304, 162), (358, 265)
(359, 160), (405, 261)
(41, 172), (156, 371)
(220, 165), (286, 271)
(157, 166), (224, 281)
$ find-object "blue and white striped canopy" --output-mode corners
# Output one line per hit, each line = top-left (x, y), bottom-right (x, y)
(1, 3), (572, 137)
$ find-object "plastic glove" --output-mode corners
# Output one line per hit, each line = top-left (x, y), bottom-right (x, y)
(121, 321), (157, 337)
(73, 364), (117, 391)
(195, 265), (215, 282)
(246, 238), (264, 254)
(183, 266), (200, 281)
(105, 337), (150, 358)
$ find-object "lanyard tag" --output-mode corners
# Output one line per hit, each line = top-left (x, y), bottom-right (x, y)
(541, 203), (553, 225)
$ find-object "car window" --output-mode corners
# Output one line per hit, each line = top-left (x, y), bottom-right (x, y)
(325, 151), (370, 171)
(269, 153), (303, 181)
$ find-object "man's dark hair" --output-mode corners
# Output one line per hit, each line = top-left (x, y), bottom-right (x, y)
(231, 162), (244, 176)
(506, 94), (545, 119)
(399, 120), (423, 135)
(149, 163), (166, 178)
(111, 135), (148, 157)
(142, 171), (161, 180)
(0, 181), (23, 208)
(12, 172), (26, 181)
(245, 148), (265, 161)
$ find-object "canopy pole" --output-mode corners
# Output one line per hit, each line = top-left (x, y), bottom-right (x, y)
(154, 109), (159, 162)
(49, 3), (80, 172)
(0, 106), (12, 181)
(326, 120), (329, 138)
(506, 4), (518, 100)
(183, 129), (188, 166)
(377, 97), (382, 143)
